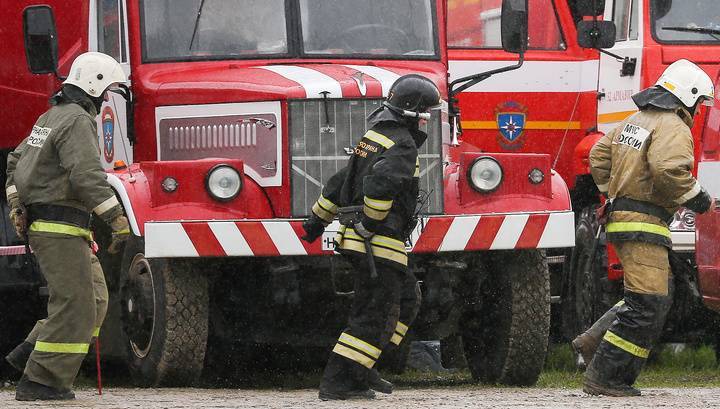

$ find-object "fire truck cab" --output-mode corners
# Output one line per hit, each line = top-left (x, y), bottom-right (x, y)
(695, 71), (720, 315)
(447, 0), (720, 345)
(1, 0), (573, 386)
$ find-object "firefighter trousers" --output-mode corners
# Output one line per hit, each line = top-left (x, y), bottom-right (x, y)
(25, 254), (108, 344)
(586, 241), (672, 387)
(23, 232), (101, 390)
(321, 254), (419, 389)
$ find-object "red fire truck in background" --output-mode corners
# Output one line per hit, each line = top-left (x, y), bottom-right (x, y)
(697, 71), (720, 317)
(447, 0), (720, 347)
(1, 0), (573, 386)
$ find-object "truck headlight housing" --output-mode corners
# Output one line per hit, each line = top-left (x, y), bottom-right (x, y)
(468, 157), (503, 193)
(206, 164), (242, 201)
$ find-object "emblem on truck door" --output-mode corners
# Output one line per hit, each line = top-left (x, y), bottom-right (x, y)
(102, 106), (115, 162)
(495, 101), (528, 150)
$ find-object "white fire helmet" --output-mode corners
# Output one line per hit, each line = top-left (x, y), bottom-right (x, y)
(656, 59), (715, 109)
(63, 52), (127, 98)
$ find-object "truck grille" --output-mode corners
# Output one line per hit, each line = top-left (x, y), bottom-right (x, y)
(289, 99), (443, 217)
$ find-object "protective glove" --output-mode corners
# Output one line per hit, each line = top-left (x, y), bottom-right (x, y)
(9, 205), (27, 241)
(301, 214), (326, 243)
(354, 220), (375, 240)
(108, 215), (130, 254)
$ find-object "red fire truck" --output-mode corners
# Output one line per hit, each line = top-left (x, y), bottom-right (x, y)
(447, 0), (720, 344)
(1, 0), (572, 386)
(696, 71), (720, 317)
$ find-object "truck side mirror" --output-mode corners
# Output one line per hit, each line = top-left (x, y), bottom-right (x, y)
(577, 20), (616, 49)
(501, 0), (528, 54)
(574, 0), (606, 16)
(23, 6), (59, 75)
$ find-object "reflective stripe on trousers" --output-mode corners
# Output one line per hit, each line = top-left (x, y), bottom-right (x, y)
(332, 332), (382, 369)
(390, 321), (409, 346)
(603, 330), (650, 358)
(606, 222), (670, 238)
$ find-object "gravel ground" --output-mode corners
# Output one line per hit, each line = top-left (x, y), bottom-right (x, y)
(2, 386), (719, 408)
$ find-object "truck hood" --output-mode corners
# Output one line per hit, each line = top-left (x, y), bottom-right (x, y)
(136, 61), (449, 105)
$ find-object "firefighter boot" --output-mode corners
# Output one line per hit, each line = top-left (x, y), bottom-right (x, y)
(368, 368), (393, 394)
(15, 375), (75, 401)
(582, 326), (645, 396)
(318, 354), (375, 401)
(572, 302), (623, 367)
(5, 341), (33, 373)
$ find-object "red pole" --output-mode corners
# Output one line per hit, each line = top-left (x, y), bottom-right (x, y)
(95, 337), (103, 396)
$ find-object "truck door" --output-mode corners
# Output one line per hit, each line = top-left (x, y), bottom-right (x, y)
(447, 0), (598, 188)
(695, 83), (720, 312)
(91, 0), (132, 168)
(596, 0), (642, 134)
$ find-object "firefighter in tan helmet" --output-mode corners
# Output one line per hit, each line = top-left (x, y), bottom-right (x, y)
(576, 59), (716, 396)
(4, 52), (130, 401)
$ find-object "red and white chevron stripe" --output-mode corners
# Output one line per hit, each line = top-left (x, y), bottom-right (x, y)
(0, 245), (30, 256)
(144, 211), (574, 258)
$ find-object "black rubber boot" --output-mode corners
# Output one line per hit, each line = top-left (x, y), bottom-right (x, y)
(368, 368), (393, 394)
(318, 354), (375, 401)
(572, 303), (622, 367)
(5, 341), (33, 373)
(583, 363), (640, 397)
(15, 375), (75, 401)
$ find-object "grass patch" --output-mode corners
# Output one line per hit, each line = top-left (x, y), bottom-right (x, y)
(537, 343), (720, 388)
(6, 343), (719, 391)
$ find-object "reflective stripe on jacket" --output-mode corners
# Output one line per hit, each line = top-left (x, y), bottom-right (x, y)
(310, 122), (425, 268)
(29, 221), (93, 242)
(590, 109), (702, 246)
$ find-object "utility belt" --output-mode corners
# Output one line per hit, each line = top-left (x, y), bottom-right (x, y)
(337, 205), (410, 239)
(27, 204), (92, 229)
(605, 197), (672, 248)
(609, 197), (673, 225)
(337, 205), (364, 225)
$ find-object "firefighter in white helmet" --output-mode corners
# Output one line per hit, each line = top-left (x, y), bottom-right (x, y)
(577, 59), (715, 396)
(5, 52), (129, 401)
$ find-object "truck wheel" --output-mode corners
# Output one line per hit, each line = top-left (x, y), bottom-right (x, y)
(561, 205), (615, 341)
(119, 238), (208, 386)
(461, 250), (550, 386)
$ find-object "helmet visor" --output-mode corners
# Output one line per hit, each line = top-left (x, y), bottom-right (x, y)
(701, 95), (715, 107)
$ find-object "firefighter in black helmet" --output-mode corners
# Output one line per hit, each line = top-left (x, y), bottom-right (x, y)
(302, 74), (441, 400)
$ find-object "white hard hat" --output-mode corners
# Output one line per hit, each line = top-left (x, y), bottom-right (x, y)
(63, 52), (127, 98)
(656, 59), (715, 108)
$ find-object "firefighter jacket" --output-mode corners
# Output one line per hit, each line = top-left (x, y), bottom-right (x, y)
(589, 108), (711, 248)
(310, 121), (424, 269)
(6, 101), (123, 232)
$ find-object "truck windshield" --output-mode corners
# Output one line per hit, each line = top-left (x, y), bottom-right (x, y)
(299, 0), (437, 58)
(141, 0), (288, 61)
(141, 0), (437, 62)
(651, 0), (720, 44)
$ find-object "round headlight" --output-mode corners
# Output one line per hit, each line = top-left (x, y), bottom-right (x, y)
(206, 165), (242, 201)
(468, 157), (503, 193)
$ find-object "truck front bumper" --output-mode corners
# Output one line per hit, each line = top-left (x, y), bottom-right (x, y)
(144, 211), (575, 258)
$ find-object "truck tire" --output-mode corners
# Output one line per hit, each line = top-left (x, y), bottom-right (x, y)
(119, 237), (208, 386)
(461, 250), (550, 386)
(561, 205), (616, 341)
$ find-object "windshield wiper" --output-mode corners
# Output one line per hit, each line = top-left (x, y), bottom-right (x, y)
(188, 0), (207, 51)
(663, 26), (720, 40)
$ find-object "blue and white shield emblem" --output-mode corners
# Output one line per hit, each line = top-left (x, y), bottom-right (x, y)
(497, 112), (526, 142)
(101, 107), (115, 163)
